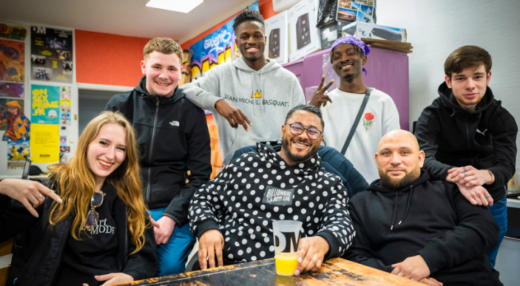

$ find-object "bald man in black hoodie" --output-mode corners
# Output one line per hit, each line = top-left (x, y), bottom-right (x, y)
(345, 130), (502, 286)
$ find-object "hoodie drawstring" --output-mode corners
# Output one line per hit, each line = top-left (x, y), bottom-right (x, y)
(390, 185), (414, 231)
(390, 191), (398, 231)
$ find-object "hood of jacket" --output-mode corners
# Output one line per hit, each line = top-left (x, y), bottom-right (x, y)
(367, 170), (430, 230)
(438, 82), (495, 116)
(134, 76), (185, 105)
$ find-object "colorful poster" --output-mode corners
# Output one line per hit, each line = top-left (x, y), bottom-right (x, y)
(31, 84), (60, 124)
(190, 2), (259, 80)
(31, 26), (73, 83)
(0, 82), (24, 98)
(0, 99), (30, 142)
(0, 39), (25, 82)
(0, 24), (27, 41)
(7, 140), (30, 169)
(31, 123), (59, 163)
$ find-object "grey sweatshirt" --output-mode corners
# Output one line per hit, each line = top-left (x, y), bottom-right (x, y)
(180, 57), (305, 164)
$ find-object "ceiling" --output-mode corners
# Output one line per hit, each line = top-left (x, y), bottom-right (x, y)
(0, 0), (256, 44)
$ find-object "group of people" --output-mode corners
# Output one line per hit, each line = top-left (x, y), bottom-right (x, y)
(0, 9), (516, 286)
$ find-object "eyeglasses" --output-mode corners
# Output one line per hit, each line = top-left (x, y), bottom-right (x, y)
(286, 123), (323, 140)
(85, 192), (105, 231)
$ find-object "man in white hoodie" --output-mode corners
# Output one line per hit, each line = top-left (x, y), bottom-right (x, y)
(181, 9), (305, 164)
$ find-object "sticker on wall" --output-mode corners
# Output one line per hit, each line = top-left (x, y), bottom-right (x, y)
(60, 144), (70, 163)
(60, 86), (71, 99)
(59, 136), (67, 147)
(60, 98), (71, 125)
(31, 26), (73, 83)
(0, 83), (24, 98)
(0, 39), (25, 82)
(31, 84), (60, 125)
(0, 98), (30, 142)
(59, 125), (68, 136)
(7, 140), (30, 169)
(60, 152), (70, 163)
(31, 123), (59, 163)
(0, 24), (27, 41)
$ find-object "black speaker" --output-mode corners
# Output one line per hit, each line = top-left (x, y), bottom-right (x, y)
(296, 13), (311, 50)
(371, 28), (402, 42)
(268, 28), (280, 58)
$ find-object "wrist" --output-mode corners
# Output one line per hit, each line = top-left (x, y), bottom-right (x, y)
(484, 170), (495, 185)
(214, 99), (224, 109)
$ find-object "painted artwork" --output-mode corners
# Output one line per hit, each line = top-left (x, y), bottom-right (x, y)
(7, 140), (30, 169)
(31, 84), (60, 125)
(0, 82), (24, 98)
(190, 2), (259, 80)
(31, 26), (73, 83)
(0, 98), (30, 141)
(0, 39), (25, 82)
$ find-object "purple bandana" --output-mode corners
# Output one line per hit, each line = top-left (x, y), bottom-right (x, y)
(331, 35), (371, 75)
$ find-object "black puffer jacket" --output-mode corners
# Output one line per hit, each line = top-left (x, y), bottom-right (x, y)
(0, 183), (157, 286)
(106, 77), (212, 225)
(345, 171), (502, 286)
(415, 82), (517, 201)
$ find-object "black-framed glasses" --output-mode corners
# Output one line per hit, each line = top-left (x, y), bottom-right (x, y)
(286, 123), (323, 140)
(85, 192), (105, 231)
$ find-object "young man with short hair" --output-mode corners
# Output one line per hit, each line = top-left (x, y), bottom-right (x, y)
(189, 105), (354, 274)
(105, 37), (212, 275)
(309, 36), (400, 184)
(180, 9), (305, 165)
(415, 45), (518, 267)
(346, 130), (502, 286)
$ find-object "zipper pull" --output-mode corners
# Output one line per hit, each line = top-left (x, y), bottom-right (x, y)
(156, 99), (160, 106)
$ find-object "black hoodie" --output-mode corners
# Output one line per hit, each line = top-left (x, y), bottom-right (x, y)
(345, 171), (502, 285)
(106, 76), (212, 225)
(415, 82), (517, 201)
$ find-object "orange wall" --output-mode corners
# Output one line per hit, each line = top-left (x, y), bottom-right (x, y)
(75, 1), (277, 86)
(180, 0), (278, 50)
(76, 30), (150, 86)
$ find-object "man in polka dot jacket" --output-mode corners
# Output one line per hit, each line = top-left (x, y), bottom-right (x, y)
(189, 105), (355, 275)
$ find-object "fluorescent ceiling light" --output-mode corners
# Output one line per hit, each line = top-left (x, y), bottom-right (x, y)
(146, 0), (203, 13)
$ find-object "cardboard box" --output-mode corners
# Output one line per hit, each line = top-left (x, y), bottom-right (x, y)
(342, 22), (407, 42)
(319, 21), (350, 49)
(264, 11), (288, 64)
(288, 0), (321, 62)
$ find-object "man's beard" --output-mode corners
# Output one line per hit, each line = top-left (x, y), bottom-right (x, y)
(243, 54), (261, 62)
(282, 136), (319, 164)
(379, 167), (420, 189)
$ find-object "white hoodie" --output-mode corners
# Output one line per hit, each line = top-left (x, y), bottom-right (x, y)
(181, 57), (305, 164)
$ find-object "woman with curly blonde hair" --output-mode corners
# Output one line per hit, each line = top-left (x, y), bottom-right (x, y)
(0, 111), (157, 286)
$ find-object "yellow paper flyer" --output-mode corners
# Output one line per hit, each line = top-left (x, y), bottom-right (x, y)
(31, 124), (59, 163)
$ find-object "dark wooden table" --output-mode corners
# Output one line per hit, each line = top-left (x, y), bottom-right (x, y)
(125, 258), (424, 286)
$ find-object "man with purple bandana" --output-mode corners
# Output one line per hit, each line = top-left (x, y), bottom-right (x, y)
(309, 36), (400, 183)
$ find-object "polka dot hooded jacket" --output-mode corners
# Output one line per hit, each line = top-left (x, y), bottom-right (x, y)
(189, 142), (355, 265)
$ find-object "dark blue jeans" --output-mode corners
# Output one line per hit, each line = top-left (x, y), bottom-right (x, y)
(486, 195), (507, 268)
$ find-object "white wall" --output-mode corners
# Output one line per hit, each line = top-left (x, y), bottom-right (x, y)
(376, 0), (520, 164)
